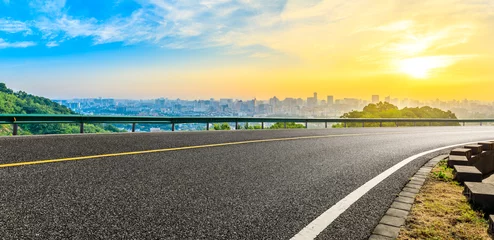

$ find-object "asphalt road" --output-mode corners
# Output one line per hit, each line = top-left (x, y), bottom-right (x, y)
(1, 127), (494, 239)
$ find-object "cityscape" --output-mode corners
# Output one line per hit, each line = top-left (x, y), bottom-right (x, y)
(55, 93), (494, 119)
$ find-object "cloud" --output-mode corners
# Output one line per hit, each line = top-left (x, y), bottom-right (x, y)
(29, 0), (66, 14)
(2, 0), (493, 74)
(3, 0), (9, 5)
(0, 38), (36, 48)
(46, 41), (59, 47)
(0, 19), (32, 34)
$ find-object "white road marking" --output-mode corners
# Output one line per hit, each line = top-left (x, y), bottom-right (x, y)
(290, 139), (494, 240)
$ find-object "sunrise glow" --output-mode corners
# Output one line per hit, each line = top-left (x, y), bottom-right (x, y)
(0, 0), (493, 100)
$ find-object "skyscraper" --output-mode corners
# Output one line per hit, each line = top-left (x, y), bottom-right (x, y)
(372, 95), (380, 103)
(327, 95), (334, 105)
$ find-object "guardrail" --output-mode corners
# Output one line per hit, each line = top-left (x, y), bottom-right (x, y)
(1, 114), (494, 135)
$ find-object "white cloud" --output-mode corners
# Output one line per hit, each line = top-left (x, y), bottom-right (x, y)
(2, 0), (492, 65)
(0, 19), (32, 34)
(46, 41), (59, 47)
(0, 38), (36, 48)
(29, 0), (66, 14)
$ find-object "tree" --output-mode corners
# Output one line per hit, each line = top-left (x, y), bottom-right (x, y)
(334, 102), (459, 128)
(213, 123), (231, 130)
(0, 82), (123, 135)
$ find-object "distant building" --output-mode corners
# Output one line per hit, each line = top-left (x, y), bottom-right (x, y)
(307, 92), (318, 107)
(372, 95), (380, 103)
(385, 96), (390, 103)
(327, 95), (334, 105)
(269, 96), (280, 107)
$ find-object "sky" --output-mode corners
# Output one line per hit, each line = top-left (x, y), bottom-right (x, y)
(0, 0), (493, 100)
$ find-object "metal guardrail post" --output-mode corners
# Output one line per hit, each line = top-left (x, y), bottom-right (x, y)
(325, 122), (328, 128)
(284, 122), (287, 129)
(305, 120), (308, 129)
(13, 123), (18, 136)
(380, 122), (383, 127)
(344, 122), (347, 128)
(261, 122), (264, 129)
(80, 123), (84, 134)
(132, 123), (136, 132)
(395, 122), (398, 127)
(171, 123), (175, 132)
(362, 122), (364, 128)
(463, 122), (465, 126)
(235, 121), (239, 130)
(481, 122), (483, 126)
(206, 123), (209, 131)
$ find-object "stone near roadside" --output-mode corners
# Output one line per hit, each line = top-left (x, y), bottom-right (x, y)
(450, 148), (472, 160)
(395, 196), (414, 204)
(399, 191), (416, 198)
(402, 187), (420, 194)
(479, 142), (494, 151)
(469, 154), (482, 166)
(474, 150), (494, 175)
(454, 165), (482, 183)
(373, 224), (400, 239)
(386, 208), (409, 219)
(391, 201), (413, 211)
(448, 155), (470, 168)
(465, 144), (483, 155)
(406, 183), (422, 190)
(409, 180), (424, 186)
(380, 215), (406, 227)
(464, 182), (494, 213)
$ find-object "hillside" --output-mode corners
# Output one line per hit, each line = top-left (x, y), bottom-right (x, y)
(335, 102), (460, 127)
(0, 83), (121, 135)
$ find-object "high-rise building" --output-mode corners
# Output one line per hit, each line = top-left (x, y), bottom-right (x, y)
(327, 95), (334, 105)
(372, 95), (380, 103)
(307, 92), (318, 107)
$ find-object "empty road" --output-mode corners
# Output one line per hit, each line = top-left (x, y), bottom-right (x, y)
(1, 127), (494, 239)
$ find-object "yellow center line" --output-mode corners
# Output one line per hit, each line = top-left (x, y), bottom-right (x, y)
(0, 131), (409, 169)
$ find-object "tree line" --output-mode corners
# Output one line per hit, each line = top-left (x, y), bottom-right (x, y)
(0, 83), (123, 135)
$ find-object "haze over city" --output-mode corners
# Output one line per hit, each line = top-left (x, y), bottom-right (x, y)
(1, 0), (493, 100)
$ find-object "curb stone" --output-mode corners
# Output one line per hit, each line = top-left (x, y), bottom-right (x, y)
(369, 155), (447, 240)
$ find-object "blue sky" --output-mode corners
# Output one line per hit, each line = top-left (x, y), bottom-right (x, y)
(1, 0), (493, 100)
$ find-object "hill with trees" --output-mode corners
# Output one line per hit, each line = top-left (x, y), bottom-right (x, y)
(334, 102), (460, 127)
(0, 83), (122, 135)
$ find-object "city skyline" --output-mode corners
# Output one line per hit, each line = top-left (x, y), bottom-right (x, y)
(54, 92), (494, 120)
(1, 1), (494, 100)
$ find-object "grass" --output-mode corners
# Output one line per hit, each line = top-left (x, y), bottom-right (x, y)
(398, 159), (492, 240)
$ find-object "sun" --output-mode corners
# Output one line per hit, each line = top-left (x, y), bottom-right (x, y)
(397, 56), (453, 79)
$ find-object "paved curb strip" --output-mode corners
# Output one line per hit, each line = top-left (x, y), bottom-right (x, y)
(368, 155), (447, 240)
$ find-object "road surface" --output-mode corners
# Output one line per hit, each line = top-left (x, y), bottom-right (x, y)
(1, 127), (493, 239)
